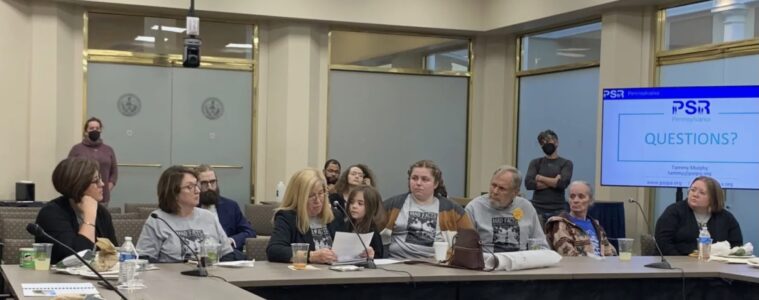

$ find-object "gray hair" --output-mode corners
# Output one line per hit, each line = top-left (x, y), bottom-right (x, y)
(491, 165), (522, 190)
(569, 180), (593, 202)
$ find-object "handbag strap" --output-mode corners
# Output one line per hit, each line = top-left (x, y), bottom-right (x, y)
(413, 241), (496, 272)
(481, 242), (496, 272)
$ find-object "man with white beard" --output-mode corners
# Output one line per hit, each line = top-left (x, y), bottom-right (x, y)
(465, 165), (549, 252)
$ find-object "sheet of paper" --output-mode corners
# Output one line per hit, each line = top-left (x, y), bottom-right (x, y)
(288, 265), (320, 270)
(332, 231), (374, 262)
(374, 258), (406, 265)
(22, 283), (98, 297)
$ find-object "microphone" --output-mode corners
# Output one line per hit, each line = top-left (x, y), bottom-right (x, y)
(627, 198), (673, 269)
(332, 201), (376, 269)
(149, 213), (207, 277)
(26, 224), (127, 300)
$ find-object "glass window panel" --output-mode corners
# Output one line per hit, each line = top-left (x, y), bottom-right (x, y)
(330, 31), (469, 72)
(88, 13), (253, 59)
(516, 68), (599, 200)
(426, 48), (469, 72)
(520, 22), (601, 71)
(663, 0), (759, 51)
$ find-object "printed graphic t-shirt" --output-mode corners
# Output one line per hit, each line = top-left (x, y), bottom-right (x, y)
(310, 217), (333, 250)
(389, 195), (440, 259)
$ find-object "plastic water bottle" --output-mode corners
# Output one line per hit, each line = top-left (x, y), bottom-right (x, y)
(118, 236), (139, 284)
(275, 181), (285, 202)
(698, 226), (712, 262)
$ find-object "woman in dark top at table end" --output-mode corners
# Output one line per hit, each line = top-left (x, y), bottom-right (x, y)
(655, 176), (742, 256)
(35, 157), (117, 264)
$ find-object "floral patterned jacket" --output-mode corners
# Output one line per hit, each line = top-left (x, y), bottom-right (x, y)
(545, 212), (617, 257)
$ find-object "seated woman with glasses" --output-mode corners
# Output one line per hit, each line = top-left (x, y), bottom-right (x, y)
(136, 166), (239, 263)
(655, 176), (743, 255)
(329, 164), (376, 211)
(267, 168), (345, 264)
(36, 157), (118, 264)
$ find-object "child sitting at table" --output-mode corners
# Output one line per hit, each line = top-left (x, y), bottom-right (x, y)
(343, 185), (386, 259)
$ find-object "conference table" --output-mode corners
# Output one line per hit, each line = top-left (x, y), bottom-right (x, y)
(1, 264), (263, 299)
(4, 256), (759, 299)
(217, 256), (759, 300)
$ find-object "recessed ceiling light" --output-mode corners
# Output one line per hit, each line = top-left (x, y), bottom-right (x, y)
(225, 43), (253, 49)
(556, 48), (590, 52)
(150, 25), (186, 33)
(135, 36), (155, 43)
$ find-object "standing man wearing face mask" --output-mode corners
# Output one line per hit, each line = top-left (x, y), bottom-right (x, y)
(195, 164), (256, 251)
(524, 130), (573, 227)
(68, 117), (118, 206)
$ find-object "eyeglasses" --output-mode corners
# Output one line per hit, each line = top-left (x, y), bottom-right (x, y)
(181, 183), (200, 192)
(90, 177), (103, 185)
(308, 191), (327, 201)
(199, 179), (218, 189)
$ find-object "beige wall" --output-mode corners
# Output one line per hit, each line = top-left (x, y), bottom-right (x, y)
(1, 0), (84, 201)
(72, 0), (672, 32)
(596, 8), (658, 248)
(0, 0), (32, 200)
(75, 0), (486, 31)
(468, 35), (518, 196)
(256, 22), (330, 202)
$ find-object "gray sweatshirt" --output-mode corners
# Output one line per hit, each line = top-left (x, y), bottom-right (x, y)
(136, 208), (233, 263)
(465, 195), (549, 252)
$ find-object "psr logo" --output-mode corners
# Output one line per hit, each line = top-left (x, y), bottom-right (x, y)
(672, 100), (710, 115)
(603, 89), (625, 99)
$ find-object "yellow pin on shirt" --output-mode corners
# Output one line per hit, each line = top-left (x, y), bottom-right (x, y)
(513, 208), (523, 221)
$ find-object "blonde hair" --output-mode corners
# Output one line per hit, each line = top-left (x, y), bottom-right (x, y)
(276, 168), (334, 234)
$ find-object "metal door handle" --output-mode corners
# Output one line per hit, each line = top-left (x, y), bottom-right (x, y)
(118, 163), (162, 168)
(181, 164), (243, 169)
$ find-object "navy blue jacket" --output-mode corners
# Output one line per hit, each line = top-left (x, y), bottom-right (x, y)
(209, 196), (256, 251)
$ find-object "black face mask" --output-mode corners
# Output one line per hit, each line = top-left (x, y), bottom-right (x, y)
(199, 189), (220, 206)
(87, 131), (101, 142)
(541, 143), (557, 156)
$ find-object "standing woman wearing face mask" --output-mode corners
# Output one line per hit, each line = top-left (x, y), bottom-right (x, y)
(68, 117), (118, 206)
(524, 129), (573, 227)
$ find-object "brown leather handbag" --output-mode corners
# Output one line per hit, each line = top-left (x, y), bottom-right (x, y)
(448, 228), (492, 271)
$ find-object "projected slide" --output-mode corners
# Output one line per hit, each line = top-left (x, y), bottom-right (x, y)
(601, 86), (759, 189)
